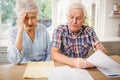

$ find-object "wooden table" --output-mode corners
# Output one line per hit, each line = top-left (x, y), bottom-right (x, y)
(0, 55), (120, 80)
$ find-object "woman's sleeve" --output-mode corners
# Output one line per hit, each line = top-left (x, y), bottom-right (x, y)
(45, 29), (51, 61)
(7, 28), (23, 64)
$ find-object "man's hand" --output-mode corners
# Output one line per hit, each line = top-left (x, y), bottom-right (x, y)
(92, 41), (108, 53)
(73, 58), (94, 68)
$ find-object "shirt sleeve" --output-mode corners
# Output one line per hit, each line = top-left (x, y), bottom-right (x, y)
(50, 26), (62, 49)
(87, 27), (100, 48)
(7, 28), (23, 64)
(45, 29), (51, 61)
(91, 29), (99, 43)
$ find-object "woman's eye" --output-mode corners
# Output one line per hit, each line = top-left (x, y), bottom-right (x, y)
(69, 16), (74, 19)
(25, 17), (29, 20)
(31, 16), (36, 19)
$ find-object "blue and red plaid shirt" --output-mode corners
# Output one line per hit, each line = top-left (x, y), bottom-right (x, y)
(51, 24), (99, 58)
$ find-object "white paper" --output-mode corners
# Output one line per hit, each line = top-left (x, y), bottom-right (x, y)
(86, 50), (120, 69)
(98, 68), (120, 78)
(44, 66), (93, 80)
(86, 50), (120, 78)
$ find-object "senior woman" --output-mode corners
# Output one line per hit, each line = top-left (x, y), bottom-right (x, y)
(7, 0), (50, 64)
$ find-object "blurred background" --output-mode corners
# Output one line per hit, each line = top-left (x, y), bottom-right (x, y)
(0, 0), (120, 64)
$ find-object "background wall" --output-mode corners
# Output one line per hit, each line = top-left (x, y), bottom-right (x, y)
(104, 0), (120, 37)
(99, 0), (120, 37)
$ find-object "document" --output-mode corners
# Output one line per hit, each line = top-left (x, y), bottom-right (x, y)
(44, 66), (94, 80)
(98, 67), (120, 78)
(86, 50), (120, 78)
(23, 61), (55, 79)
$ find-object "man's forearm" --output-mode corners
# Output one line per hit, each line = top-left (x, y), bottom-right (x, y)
(51, 51), (75, 66)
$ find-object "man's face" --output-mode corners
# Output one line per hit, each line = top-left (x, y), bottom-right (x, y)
(67, 8), (84, 33)
(24, 12), (38, 32)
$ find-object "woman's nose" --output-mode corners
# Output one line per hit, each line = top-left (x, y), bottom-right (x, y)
(28, 19), (32, 24)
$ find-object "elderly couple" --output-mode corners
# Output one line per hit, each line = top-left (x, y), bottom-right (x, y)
(7, 0), (107, 69)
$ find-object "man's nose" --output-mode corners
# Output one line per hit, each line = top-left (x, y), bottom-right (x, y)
(73, 18), (77, 24)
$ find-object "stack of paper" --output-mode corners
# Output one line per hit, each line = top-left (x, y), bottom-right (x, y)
(23, 61), (55, 79)
(86, 50), (120, 78)
(44, 66), (94, 80)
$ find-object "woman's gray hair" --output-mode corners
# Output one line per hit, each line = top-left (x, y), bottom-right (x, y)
(68, 3), (86, 17)
(15, 0), (39, 17)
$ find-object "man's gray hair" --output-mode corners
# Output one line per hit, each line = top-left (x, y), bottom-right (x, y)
(15, 0), (39, 17)
(68, 3), (86, 17)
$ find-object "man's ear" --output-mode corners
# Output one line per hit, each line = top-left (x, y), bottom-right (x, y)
(83, 16), (86, 22)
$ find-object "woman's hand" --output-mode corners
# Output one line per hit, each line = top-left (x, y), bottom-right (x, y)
(16, 13), (26, 33)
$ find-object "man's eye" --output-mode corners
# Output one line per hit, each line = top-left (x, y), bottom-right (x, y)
(77, 17), (83, 20)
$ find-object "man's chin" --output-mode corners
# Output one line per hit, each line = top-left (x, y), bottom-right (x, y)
(70, 28), (80, 33)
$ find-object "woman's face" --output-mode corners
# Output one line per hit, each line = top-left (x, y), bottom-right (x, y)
(24, 12), (38, 32)
(67, 8), (85, 33)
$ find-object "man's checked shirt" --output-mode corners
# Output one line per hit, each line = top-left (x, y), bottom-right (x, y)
(51, 24), (99, 58)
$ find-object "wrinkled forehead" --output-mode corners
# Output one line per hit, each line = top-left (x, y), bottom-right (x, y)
(25, 12), (38, 17)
